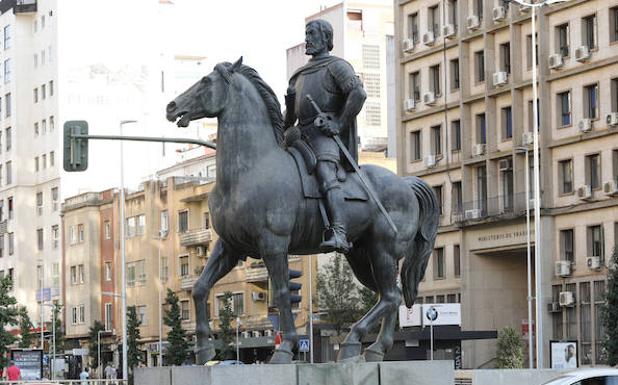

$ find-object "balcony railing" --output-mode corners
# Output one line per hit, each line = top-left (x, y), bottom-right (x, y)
(179, 228), (212, 247)
(14, 0), (37, 13)
(246, 263), (268, 283)
(180, 275), (197, 290)
(454, 192), (540, 223)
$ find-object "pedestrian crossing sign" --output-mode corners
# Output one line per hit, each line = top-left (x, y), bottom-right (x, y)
(299, 338), (310, 352)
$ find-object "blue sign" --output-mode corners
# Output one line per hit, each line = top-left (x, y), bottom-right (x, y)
(36, 288), (51, 302)
(299, 338), (310, 353)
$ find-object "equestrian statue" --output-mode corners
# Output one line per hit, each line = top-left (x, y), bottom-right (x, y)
(165, 19), (439, 364)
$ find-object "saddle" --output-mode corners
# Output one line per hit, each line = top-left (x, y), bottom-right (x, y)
(287, 140), (368, 201)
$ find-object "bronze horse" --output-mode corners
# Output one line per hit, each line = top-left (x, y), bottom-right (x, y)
(166, 58), (439, 364)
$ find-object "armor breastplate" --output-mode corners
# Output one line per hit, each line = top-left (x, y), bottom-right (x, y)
(294, 66), (345, 125)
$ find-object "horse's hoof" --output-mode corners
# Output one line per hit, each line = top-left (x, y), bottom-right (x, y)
(269, 348), (294, 364)
(195, 345), (216, 365)
(363, 347), (385, 362)
(337, 341), (362, 361)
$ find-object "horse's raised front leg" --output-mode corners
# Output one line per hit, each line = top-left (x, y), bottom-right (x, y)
(363, 293), (400, 362)
(192, 240), (239, 364)
(338, 251), (401, 362)
(262, 252), (297, 364)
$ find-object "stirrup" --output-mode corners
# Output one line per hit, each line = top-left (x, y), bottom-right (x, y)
(320, 227), (351, 253)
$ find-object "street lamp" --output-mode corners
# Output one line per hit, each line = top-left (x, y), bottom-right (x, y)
(158, 228), (168, 367)
(236, 317), (241, 362)
(98, 329), (107, 379)
(41, 303), (57, 380)
(510, 0), (571, 369)
(119, 119), (137, 382)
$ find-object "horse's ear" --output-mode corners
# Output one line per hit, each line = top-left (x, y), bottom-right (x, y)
(231, 56), (243, 72)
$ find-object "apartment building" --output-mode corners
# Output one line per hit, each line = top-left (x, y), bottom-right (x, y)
(395, 0), (618, 368)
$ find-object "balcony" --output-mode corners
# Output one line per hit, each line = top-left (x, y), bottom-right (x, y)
(14, 0), (37, 14)
(180, 275), (197, 290)
(454, 192), (541, 224)
(246, 262), (268, 283)
(179, 228), (212, 247)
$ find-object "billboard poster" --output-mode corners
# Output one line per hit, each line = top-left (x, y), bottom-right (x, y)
(550, 341), (578, 369)
(399, 303), (461, 327)
(11, 349), (43, 380)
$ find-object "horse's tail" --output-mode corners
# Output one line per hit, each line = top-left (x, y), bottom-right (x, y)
(401, 176), (440, 308)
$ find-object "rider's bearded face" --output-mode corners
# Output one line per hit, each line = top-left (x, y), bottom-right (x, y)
(305, 24), (327, 56)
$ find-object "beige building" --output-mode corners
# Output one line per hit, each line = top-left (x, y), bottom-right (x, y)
(395, 0), (618, 368)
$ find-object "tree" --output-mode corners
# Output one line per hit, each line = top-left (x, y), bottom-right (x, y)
(317, 253), (360, 335)
(496, 327), (524, 368)
(18, 307), (35, 348)
(603, 247), (618, 366)
(0, 276), (19, 371)
(88, 320), (105, 369)
(127, 306), (142, 373)
(163, 289), (189, 365)
(216, 291), (235, 360)
(358, 286), (378, 318)
(52, 303), (65, 354)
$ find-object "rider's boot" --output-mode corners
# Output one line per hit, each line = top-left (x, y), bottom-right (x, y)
(320, 187), (351, 253)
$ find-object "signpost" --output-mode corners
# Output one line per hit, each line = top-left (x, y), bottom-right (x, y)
(425, 306), (438, 361)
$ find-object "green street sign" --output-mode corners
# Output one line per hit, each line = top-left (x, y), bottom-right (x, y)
(63, 120), (89, 172)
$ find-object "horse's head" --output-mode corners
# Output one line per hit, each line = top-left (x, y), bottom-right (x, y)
(166, 57), (243, 127)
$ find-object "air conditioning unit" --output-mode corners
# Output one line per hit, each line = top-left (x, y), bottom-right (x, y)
(252, 330), (262, 338)
(423, 92), (436, 105)
(472, 143), (486, 157)
(578, 119), (592, 133)
(493, 71), (508, 87)
(404, 98), (416, 112)
(522, 132), (534, 146)
(195, 246), (205, 256)
(264, 329), (274, 337)
(422, 31), (435, 46)
(606, 112), (618, 126)
(493, 6), (507, 22)
(587, 256), (601, 270)
(424, 155), (437, 168)
(559, 291), (575, 307)
(402, 38), (415, 53)
(555, 260), (571, 277)
(604, 181), (618, 196)
(465, 209), (482, 220)
(442, 24), (456, 38)
(242, 331), (251, 338)
(453, 213), (464, 222)
(577, 185), (592, 200)
(467, 15), (480, 31)
(548, 54), (564, 69)
(252, 291), (266, 301)
(547, 302), (561, 313)
(498, 159), (512, 171)
(575, 46), (591, 62)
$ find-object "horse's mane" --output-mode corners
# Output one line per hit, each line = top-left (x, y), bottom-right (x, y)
(225, 62), (285, 146)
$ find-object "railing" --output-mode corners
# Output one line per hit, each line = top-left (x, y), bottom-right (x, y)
(180, 275), (197, 290)
(179, 228), (212, 247)
(14, 0), (37, 13)
(455, 192), (540, 223)
(245, 263), (268, 282)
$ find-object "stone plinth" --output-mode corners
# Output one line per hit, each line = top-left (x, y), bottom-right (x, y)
(135, 361), (453, 385)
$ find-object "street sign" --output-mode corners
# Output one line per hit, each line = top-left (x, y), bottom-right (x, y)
(36, 288), (51, 302)
(299, 338), (310, 353)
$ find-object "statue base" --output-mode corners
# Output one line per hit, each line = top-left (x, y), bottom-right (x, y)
(135, 361), (453, 385)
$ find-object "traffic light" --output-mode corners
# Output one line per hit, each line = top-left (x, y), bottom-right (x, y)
(63, 120), (89, 172)
(289, 269), (302, 307)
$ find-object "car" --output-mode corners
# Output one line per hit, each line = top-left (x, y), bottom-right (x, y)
(542, 368), (618, 385)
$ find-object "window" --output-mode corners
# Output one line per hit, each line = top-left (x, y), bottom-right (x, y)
(526, 34), (538, 69)
(557, 91), (572, 127)
(477, 166), (488, 214)
(0, 234), (3, 258)
(451, 120), (461, 151)
(614, 150), (618, 184)
(8, 233), (13, 255)
(7, 197), (12, 220)
(475, 0), (483, 19)
(78, 264), (84, 284)
(42, 154), (47, 169)
(180, 256), (189, 277)
(105, 303), (113, 331)
(180, 300), (190, 321)
(78, 224), (84, 243)
(475, 51), (485, 82)
(3, 59), (10, 84)
(410, 131), (421, 161)
(104, 221), (111, 239)
(49, 116), (54, 131)
(41, 84), (46, 99)
(37, 228), (43, 251)
(500, 42), (510, 74)
(71, 307), (77, 325)
(70, 265), (77, 285)
(502, 107), (512, 140)
(429, 64), (441, 96)
(51, 225), (59, 249)
(3, 25), (10, 50)
(454, 245), (461, 278)
(555, 23), (570, 57)
(49, 80), (54, 96)
(79, 305), (85, 323)
(434, 248), (445, 279)
(4, 93), (10, 117)
(33, 88), (38, 103)
(611, 7), (618, 43)
(582, 14), (597, 49)
(559, 159), (573, 194)
(126, 216), (136, 238)
(587, 225), (604, 260)
(452, 181), (462, 215)
(476, 113), (486, 144)
(34, 122), (39, 136)
(428, 5), (440, 36)
(36, 192), (43, 215)
(136, 214), (145, 236)
(560, 229), (574, 262)
(585, 153), (601, 190)
(433, 185), (443, 215)
(450, 59), (460, 91)
(105, 261), (112, 281)
(584, 84), (599, 120)
(409, 71), (420, 101)
(42, 119), (46, 134)
(528, 99), (540, 131)
(178, 211), (188, 233)
(33, 53), (38, 68)
(580, 281), (592, 365)
(6, 161), (11, 185)
(160, 210), (169, 235)
(408, 12), (419, 43)
(35, 157), (39, 172)
(5, 127), (10, 151)
(362, 45), (380, 69)
(137, 305), (147, 325)
(41, 49), (45, 65)
(447, 0), (458, 30)
(430, 125), (442, 156)
(161, 256), (169, 281)
(51, 187), (58, 211)
(501, 159), (514, 211)
(49, 151), (54, 167)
